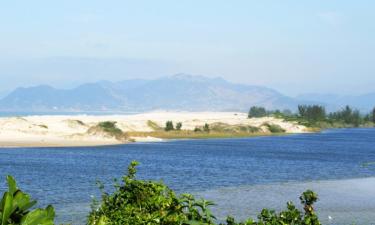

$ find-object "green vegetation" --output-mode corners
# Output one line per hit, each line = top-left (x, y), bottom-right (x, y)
(0, 176), (55, 225)
(127, 130), (278, 140)
(176, 122), (183, 131)
(89, 121), (127, 141)
(203, 123), (210, 132)
(165, 121), (175, 131)
(88, 161), (322, 225)
(248, 106), (267, 118)
(251, 104), (375, 129)
(328, 105), (363, 127)
(128, 121), (283, 140)
(210, 123), (260, 133)
(263, 123), (286, 133)
(0, 162), (326, 225)
(147, 120), (162, 131)
(98, 121), (123, 135)
(38, 124), (48, 129)
(298, 105), (326, 123)
(74, 120), (85, 126)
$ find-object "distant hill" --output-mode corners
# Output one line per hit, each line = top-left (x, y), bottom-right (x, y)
(0, 74), (302, 112)
(296, 93), (375, 112)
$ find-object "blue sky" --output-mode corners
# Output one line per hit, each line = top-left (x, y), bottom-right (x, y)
(0, 0), (374, 96)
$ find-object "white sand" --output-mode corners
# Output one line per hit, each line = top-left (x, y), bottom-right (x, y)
(0, 111), (307, 147)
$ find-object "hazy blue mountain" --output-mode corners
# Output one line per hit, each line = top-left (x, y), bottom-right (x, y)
(296, 93), (375, 112)
(0, 74), (321, 112)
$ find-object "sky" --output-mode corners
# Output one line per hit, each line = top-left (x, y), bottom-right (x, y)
(0, 0), (374, 97)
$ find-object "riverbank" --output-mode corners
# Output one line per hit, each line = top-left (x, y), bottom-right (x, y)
(0, 111), (308, 147)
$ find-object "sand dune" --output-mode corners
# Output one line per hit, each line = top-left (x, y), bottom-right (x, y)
(0, 111), (308, 147)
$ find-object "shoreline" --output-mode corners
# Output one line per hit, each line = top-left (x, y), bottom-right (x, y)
(0, 111), (310, 148)
(0, 132), (299, 148)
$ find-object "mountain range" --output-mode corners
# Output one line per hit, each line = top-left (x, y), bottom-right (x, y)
(296, 93), (375, 112)
(0, 74), (374, 113)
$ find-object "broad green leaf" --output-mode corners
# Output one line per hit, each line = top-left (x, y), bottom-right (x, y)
(20, 208), (54, 225)
(1, 192), (14, 225)
(13, 191), (36, 212)
(6, 176), (17, 196)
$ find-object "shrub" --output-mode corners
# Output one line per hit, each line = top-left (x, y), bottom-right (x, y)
(328, 106), (363, 127)
(0, 176), (55, 225)
(90, 121), (126, 140)
(298, 105), (326, 123)
(176, 122), (183, 131)
(263, 123), (286, 133)
(98, 121), (123, 135)
(147, 120), (162, 131)
(194, 127), (202, 132)
(87, 161), (216, 225)
(203, 123), (210, 133)
(248, 106), (267, 118)
(88, 161), (321, 225)
(165, 121), (174, 131)
(38, 124), (48, 129)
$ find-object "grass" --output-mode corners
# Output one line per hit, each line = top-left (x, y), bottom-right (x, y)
(88, 121), (128, 141)
(127, 130), (287, 140)
(147, 120), (162, 130)
(127, 122), (288, 140)
(262, 123), (285, 133)
(38, 124), (48, 129)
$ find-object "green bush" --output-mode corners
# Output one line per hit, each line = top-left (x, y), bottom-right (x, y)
(97, 121), (125, 139)
(0, 163), (323, 225)
(0, 176), (55, 225)
(248, 107), (267, 118)
(147, 120), (162, 131)
(88, 161), (321, 225)
(176, 122), (183, 131)
(203, 123), (210, 133)
(87, 161), (215, 225)
(165, 121), (175, 131)
(263, 123), (286, 133)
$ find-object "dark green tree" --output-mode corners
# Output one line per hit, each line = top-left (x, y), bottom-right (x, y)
(204, 123), (210, 132)
(248, 106), (267, 118)
(165, 121), (174, 131)
(298, 105), (326, 122)
(372, 107), (375, 123)
(329, 105), (363, 127)
(176, 122), (182, 130)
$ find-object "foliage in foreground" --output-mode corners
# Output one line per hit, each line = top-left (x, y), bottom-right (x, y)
(88, 161), (321, 225)
(0, 176), (55, 225)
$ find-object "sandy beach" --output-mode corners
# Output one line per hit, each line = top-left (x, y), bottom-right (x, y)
(0, 111), (308, 147)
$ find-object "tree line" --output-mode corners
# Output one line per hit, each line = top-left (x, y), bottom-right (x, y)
(248, 105), (375, 127)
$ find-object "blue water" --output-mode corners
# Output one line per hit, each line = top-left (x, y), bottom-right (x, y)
(0, 128), (375, 224)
